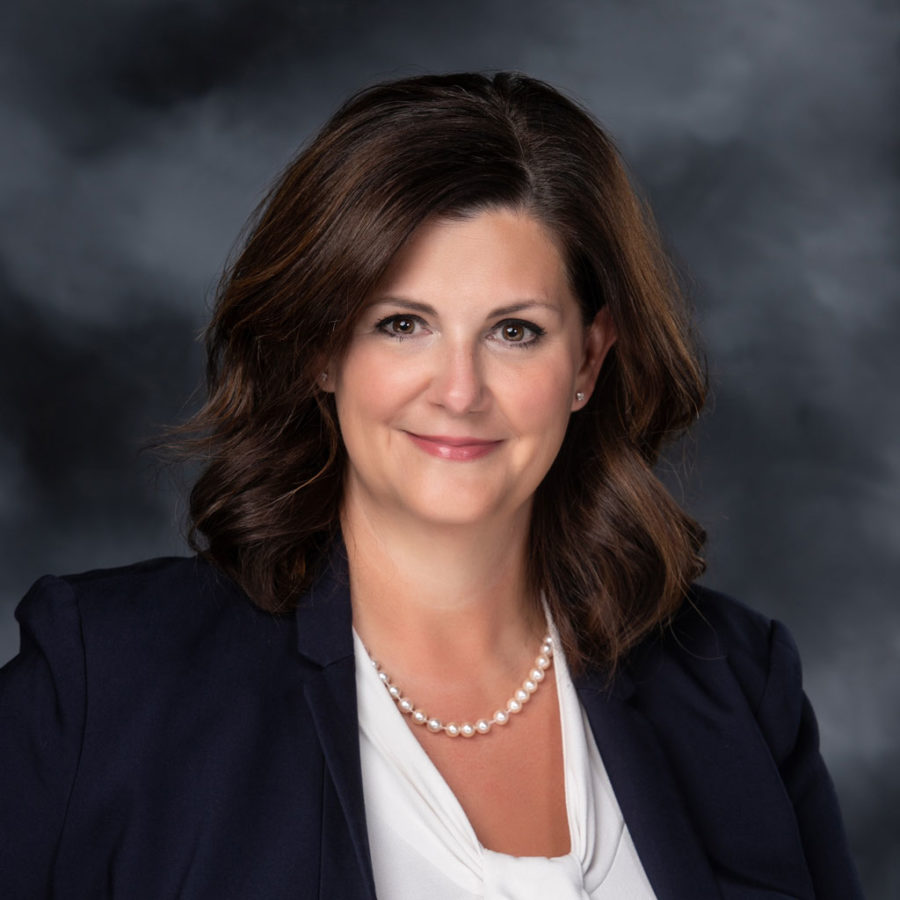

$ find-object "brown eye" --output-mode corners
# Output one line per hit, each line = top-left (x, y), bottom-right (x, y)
(391, 317), (415, 334)
(376, 313), (426, 339)
(491, 319), (545, 347)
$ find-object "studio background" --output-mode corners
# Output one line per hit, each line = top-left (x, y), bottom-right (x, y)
(2, 1), (897, 896)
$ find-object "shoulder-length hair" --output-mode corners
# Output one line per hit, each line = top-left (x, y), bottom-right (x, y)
(182, 71), (707, 673)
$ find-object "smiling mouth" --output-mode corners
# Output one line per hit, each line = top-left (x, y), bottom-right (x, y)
(405, 432), (503, 461)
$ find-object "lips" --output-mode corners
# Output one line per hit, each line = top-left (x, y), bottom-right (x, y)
(405, 432), (503, 461)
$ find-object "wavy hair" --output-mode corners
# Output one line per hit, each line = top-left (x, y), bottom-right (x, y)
(180, 72), (707, 672)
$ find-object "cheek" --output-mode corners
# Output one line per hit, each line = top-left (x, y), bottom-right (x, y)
(500, 361), (574, 431)
(334, 345), (416, 427)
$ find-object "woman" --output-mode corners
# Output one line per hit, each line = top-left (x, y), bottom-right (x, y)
(0, 73), (862, 898)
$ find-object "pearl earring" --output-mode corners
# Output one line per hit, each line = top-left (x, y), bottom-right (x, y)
(575, 391), (585, 403)
(320, 372), (328, 383)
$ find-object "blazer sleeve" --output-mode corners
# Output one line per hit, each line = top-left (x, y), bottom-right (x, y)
(0, 575), (86, 899)
(755, 618), (864, 899)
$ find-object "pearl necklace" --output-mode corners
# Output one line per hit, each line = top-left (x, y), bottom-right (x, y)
(368, 633), (554, 738)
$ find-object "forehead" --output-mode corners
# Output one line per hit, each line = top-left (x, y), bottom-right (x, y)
(373, 208), (572, 304)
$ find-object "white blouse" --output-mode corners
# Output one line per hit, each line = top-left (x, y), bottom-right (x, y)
(353, 617), (657, 899)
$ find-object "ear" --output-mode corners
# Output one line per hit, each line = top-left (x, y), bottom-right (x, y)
(315, 358), (337, 394)
(572, 306), (617, 410)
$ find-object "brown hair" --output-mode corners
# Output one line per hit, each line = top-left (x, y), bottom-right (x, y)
(181, 71), (707, 672)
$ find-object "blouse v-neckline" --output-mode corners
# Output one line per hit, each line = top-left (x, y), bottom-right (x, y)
(352, 615), (656, 899)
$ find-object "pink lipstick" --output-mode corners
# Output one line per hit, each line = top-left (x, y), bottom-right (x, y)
(405, 432), (502, 461)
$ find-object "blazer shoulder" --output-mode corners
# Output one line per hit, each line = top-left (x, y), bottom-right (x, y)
(60, 554), (238, 603)
(20, 555), (226, 606)
(671, 583), (774, 660)
(14, 556), (290, 679)
(16, 558), (211, 640)
(630, 583), (799, 720)
(13, 557), (201, 641)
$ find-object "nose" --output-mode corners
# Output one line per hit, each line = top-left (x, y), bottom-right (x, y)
(427, 342), (486, 415)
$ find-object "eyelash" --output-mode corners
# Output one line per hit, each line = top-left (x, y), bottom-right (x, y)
(374, 315), (546, 348)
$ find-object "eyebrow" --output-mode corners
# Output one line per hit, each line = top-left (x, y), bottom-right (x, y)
(369, 297), (562, 319)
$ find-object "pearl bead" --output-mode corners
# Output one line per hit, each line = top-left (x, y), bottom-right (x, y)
(366, 630), (553, 738)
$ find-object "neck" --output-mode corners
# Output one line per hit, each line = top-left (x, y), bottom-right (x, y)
(341, 493), (543, 675)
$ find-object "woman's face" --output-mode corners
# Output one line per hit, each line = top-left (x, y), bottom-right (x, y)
(325, 208), (615, 531)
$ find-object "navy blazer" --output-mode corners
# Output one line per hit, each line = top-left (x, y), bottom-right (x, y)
(0, 553), (863, 899)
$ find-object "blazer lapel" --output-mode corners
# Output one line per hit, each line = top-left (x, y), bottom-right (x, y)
(576, 667), (724, 900)
(295, 550), (378, 900)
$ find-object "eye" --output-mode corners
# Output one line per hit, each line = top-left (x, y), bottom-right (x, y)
(503, 323), (526, 342)
(376, 314), (426, 339)
(389, 317), (415, 335)
(492, 319), (545, 347)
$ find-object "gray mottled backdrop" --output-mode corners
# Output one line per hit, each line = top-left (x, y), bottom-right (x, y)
(2, 1), (897, 895)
